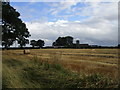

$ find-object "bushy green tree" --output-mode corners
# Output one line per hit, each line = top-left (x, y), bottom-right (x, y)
(18, 38), (29, 48)
(30, 39), (45, 48)
(2, 2), (30, 48)
(53, 36), (73, 47)
(30, 40), (36, 48)
(36, 39), (45, 48)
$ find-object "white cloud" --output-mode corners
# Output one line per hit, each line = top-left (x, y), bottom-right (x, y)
(49, 1), (80, 16)
(20, 2), (117, 46)
(49, 1), (118, 24)
(72, 2), (118, 20)
(26, 17), (118, 46)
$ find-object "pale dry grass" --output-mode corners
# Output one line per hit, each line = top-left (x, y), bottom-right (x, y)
(2, 49), (118, 81)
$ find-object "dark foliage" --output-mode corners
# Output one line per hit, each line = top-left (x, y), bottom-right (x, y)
(53, 36), (73, 47)
(30, 39), (45, 48)
(2, 2), (30, 48)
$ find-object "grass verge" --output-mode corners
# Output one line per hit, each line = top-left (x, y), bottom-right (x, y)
(2, 55), (118, 88)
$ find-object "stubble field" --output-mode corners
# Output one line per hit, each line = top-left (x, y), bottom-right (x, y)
(2, 49), (119, 88)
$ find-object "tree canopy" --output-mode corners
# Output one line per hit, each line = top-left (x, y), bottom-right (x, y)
(30, 39), (45, 48)
(2, 2), (30, 48)
(53, 36), (73, 47)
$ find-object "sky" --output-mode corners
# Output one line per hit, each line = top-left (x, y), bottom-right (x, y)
(10, 1), (118, 46)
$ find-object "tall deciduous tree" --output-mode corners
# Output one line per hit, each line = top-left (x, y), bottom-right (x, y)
(30, 40), (36, 48)
(36, 39), (45, 48)
(2, 2), (30, 49)
(53, 36), (73, 47)
(30, 39), (45, 48)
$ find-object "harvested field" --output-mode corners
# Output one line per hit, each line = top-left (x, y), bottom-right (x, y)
(2, 49), (119, 88)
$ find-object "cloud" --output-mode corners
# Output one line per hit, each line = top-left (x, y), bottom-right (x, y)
(71, 2), (118, 19)
(49, 1), (79, 16)
(12, 2), (118, 46)
(48, 2), (118, 24)
(26, 17), (118, 46)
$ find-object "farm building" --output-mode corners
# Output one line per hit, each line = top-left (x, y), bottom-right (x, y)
(73, 43), (90, 48)
(72, 40), (90, 48)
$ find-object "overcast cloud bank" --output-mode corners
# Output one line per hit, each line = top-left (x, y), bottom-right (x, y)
(24, 2), (118, 46)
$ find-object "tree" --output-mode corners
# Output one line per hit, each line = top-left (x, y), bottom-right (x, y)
(30, 39), (45, 48)
(52, 42), (56, 46)
(53, 36), (73, 47)
(36, 39), (45, 48)
(18, 38), (29, 48)
(118, 44), (120, 48)
(16, 23), (30, 48)
(2, 2), (30, 49)
(30, 40), (36, 48)
(76, 40), (79, 44)
(76, 40), (80, 48)
(65, 36), (73, 46)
